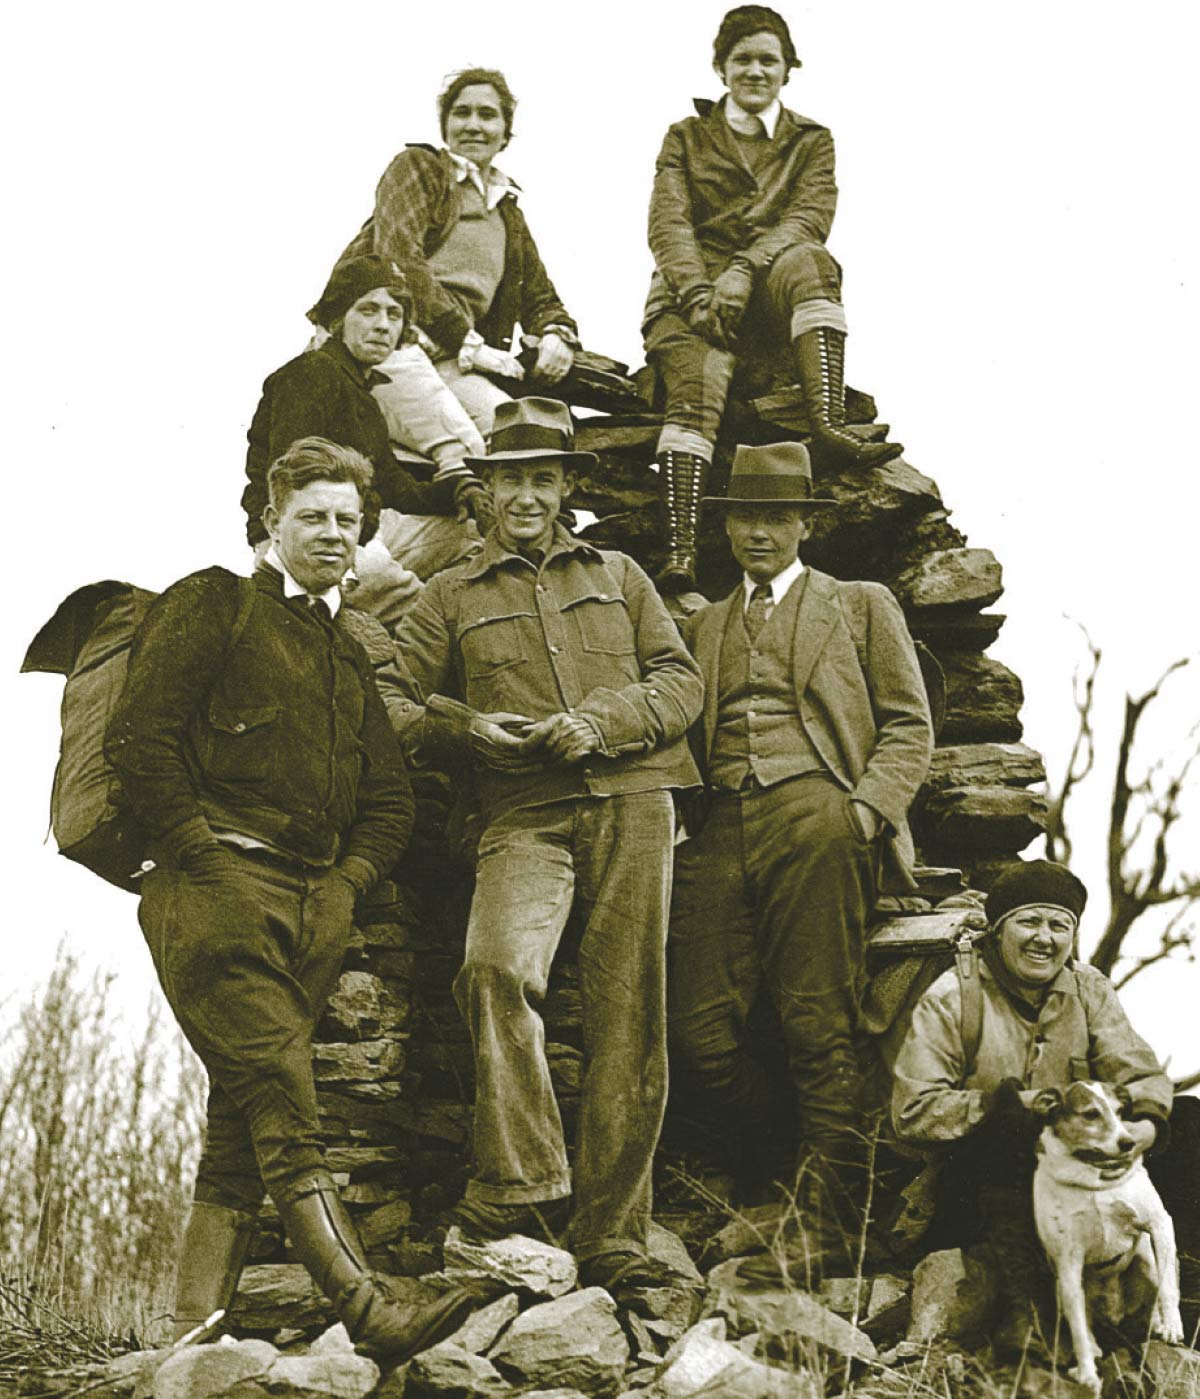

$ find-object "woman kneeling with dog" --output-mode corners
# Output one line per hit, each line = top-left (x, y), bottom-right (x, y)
(891, 860), (1197, 1359)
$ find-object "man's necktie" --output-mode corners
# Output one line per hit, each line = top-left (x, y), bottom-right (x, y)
(307, 597), (333, 624)
(744, 583), (772, 640)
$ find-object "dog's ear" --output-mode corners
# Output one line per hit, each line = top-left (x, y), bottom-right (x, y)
(1031, 1087), (1064, 1121)
(1113, 1083), (1133, 1115)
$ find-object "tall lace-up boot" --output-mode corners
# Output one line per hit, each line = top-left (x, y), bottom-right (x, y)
(794, 328), (904, 469)
(654, 450), (708, 593)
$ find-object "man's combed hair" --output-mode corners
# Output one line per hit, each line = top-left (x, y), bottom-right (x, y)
(438, 67), (517, 143)
(267, 437), (374, 512)
(713, 5), (800, 71)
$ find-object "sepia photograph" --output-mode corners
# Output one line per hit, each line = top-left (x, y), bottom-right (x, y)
(4, 1), (1198, 1391)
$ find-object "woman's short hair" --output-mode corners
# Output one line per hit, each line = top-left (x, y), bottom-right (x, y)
(713, 5), (800, 72)
(438, 67), (517, 142)
(267, 437), (374, 514)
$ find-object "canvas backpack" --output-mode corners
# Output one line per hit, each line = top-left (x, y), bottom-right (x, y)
(23, 573), (257, 893)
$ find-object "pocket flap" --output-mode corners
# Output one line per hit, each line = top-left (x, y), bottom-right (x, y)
(208, 701), (282, 735)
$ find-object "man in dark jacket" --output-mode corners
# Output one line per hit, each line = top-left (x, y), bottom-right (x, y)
(107, 437), (475, 1359)
(380, 398), (704, 1302)
(242, 255), (490, 595)
(643, 5), (903, 591)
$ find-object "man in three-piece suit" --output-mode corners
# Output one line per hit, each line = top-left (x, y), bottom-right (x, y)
(667, 441), (933, 1224)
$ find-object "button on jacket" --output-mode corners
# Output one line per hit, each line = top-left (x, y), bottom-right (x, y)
(382, 526), (703, 815)
(105, 564), (412, 875)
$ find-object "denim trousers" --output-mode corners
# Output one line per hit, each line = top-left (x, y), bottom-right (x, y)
(138, 849), (353, 1212)
(667, 776), (877, 1154)
(645, 241), (845, 454)
(454, 791), (675, 1260)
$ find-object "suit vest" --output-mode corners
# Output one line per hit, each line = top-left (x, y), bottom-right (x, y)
(708, 573), (824, 790)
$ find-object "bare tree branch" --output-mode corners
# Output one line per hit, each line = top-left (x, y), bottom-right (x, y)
(1044, 622), (1101, 865)
(1113, 905), (1196, 990)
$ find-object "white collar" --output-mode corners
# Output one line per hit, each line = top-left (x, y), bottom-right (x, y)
(742, 556), (804, 609)
(443, 147), (517, 210)
(725, 95), (782, 139)
(264, 545), (343, 616)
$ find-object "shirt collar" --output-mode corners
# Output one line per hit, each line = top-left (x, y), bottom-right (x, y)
(443, 147), (518, 210)
(725, 94), (782, 139)
(464, 522), (601, 580)
(743, 556), (804, 609)
(264, 545), (343, 616)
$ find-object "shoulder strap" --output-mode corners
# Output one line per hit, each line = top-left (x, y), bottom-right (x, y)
(229, 575), (257, 648)
(955, 933), (985, 1077)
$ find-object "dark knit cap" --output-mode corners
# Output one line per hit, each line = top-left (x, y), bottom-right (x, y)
(986, 860), (1089, 929)
(307, 256), (412, 331)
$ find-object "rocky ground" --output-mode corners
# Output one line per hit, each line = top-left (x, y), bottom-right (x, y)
(52, 1219), (1200, 1399)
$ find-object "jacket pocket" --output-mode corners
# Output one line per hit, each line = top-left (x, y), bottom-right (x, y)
(459, 611), (532, 679)
(202, 701), (282, 782)
(563, 591), (637, 657)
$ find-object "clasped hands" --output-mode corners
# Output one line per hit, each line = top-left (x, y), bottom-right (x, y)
(470, 332), (573, 385)
(687, 261), (754, 350)
(470, 710), (602, 770)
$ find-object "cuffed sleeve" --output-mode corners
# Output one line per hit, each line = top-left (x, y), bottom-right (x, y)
(891, 973), (990, 1146)
(647, 125), (715, 308)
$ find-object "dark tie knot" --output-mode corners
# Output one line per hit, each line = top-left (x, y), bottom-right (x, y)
(307, 596), (333, 624)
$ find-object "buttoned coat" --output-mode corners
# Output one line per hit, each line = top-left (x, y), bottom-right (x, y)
(644, 97), (837, 326)
(684, 568), (933, 888)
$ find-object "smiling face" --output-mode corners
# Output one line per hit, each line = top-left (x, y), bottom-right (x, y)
(717, 30), (787, 113)
(340, 287), (405, 366)
(443, 82), (507, 170)
(997, 904), (1077, 986)
(724, 503), (811, 582)
(485, 459), (574, 554)
(264, 478), (363, 593)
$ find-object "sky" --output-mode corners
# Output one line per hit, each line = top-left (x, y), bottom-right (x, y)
(3, 1), (1198, 1070)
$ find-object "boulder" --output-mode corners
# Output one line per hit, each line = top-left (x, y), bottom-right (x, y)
(924, 742), (1045, 791)
(261, 1352), (379, 1399)
(488, 1288), (628, 1397)
(308, 1325), (354, 1356)
(646, 1222), (703, 1284)
(939, 653), (1024, 743)
(1141, 1341), (1200, 1399)
(918, 785), (1048, 853)
(442, 1228), (577, 1299)
(443, 1292), (521, 1354)
(405, 1342), (512, 1398)
(705, 1259), (876, 1363)
(153, 1339), (277, 1399)
(647, 1319), (817, 1398)
(906, 1248), (994, 1346)
(896, 548), (1003, 611)
(816, 1277), (870, 1318)
(356, 1198), (413, 1247)
(311, 1039), (406, 1086)
(319, 971), (408, 1040)
(229, 1265), (333, 1332)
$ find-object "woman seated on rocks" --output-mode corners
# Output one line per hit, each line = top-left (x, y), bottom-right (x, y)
(891, 860), (1198, 1358)
(333, 66), (579, 445)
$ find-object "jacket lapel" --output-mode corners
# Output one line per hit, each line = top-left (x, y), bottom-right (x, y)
(789, 569), (838, 700)
(694, 589), (739, 760)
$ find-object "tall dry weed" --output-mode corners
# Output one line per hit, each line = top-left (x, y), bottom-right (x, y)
(0, 943), (204, 1352)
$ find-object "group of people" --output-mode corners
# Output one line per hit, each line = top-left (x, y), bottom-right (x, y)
(96, 2), (1191, 1370)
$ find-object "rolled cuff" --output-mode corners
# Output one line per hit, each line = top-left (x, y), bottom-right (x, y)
(656, 425), (714, 461)
(790, 299), (849, 339)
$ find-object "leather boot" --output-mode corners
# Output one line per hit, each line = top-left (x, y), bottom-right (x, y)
(276, 1173), (478, 1361)
(171, 1200), (257, 1341)
(654, 450), (708, 593)
(793, 328), (903, 469)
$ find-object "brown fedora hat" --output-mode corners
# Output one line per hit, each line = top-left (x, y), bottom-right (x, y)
(465, 397), (598, 471)
(702, 442), (836, 509)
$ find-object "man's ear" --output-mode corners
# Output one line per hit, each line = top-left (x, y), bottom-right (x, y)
(561, 470), (577, 501)
(796, 515), (814, 543)
(262, 504), (279, 540)
(1031, 1087), (1064, 1121)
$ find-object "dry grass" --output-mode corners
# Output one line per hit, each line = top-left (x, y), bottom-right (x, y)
(0, 944), (204, 1380)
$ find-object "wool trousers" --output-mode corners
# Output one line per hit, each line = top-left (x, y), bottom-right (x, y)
(454, 791), (675, 1260)
(138, 849), (353, 1213)
(645, 241), (846, 456)
(667, 775), (877, 1157)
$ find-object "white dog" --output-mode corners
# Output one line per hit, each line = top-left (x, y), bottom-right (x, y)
(1032, 1081), (1183, 1392)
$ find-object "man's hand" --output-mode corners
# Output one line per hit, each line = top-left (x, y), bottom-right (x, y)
(472, 344), (525, 381)
(685, 288), (731, 350)
(469, 712), (544, 771)
(518, 712), (602, 763)
(850, 799), (882, 841)
(454, 480), (494, 535)
(710, 262), (754, 343)
(532, 332), (574, 385)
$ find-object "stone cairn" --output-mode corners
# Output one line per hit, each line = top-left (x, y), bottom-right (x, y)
(93, 356), (1075, 1399)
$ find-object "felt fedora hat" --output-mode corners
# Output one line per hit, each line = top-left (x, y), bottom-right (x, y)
(465, 397), (598, 470)
(702, 442), (836, 509)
